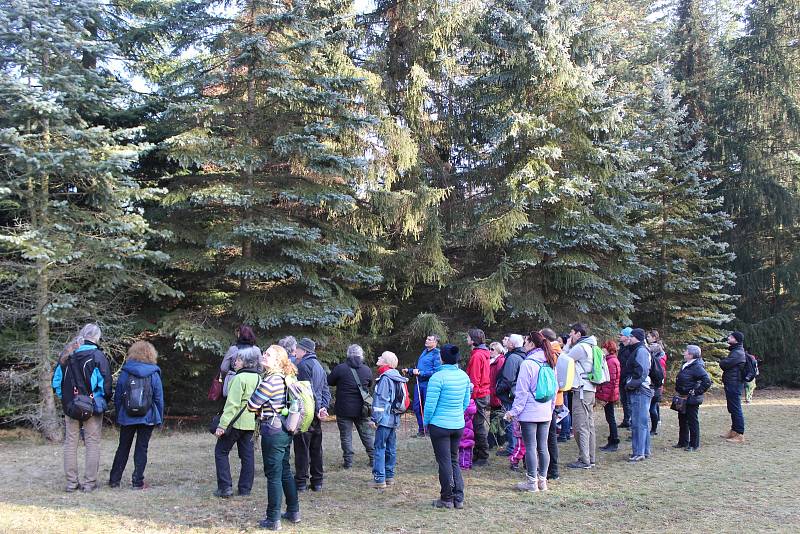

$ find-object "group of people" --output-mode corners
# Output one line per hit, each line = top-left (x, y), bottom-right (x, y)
(51, 321), (753, 530)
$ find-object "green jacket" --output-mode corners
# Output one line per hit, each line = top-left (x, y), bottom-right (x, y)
(219, 370), (260, 431)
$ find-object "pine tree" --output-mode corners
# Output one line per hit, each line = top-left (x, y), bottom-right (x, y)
(149, 0), (381, 357)
(629, 71), (735, 352)
(0, 0), (174, 438)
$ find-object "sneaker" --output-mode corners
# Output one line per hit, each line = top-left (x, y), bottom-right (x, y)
(432, 499), (454, 509)
(370, 480), (387, 489)
(214, 488), (233, 498)
(515, 477), (539, 492)
(547, 473), (560, 481)
(567, 461), (591, 470)
(385, 478), (395, 486)
(628, 455), (646, 462)
(495, 449), (511, 457)
(258, 518), (281, 530)
(684, 446), (698, 452)
(599, 443), (618, 452)
(454, 500), (464, 509)
(281, 511), (301, 524)
(537, 476), (548, 492)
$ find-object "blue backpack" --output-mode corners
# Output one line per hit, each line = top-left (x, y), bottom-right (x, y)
(532, 359), (557, 403)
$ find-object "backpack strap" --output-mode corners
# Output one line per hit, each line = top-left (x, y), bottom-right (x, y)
(350, 367), (370, 403)
(67, 354), (93, 398)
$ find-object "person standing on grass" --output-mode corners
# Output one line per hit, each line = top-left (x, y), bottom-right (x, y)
(488, 341), (506, 451)
(248, 345), (301, 531)
(647, 330), (667, 436)
(406, 335), (442, 437)
(565, 324), (598, 470)
(623, 328), (653, 462)
(504, 331), (557, 493)
(220, 326), (260, 397)
(369, 351), (408, 489)
(213, 347), (261, 498)
(597, 340), (621, 452)
(51, 323), (112, 493)
(327, 344), (375, 469)
(720, 331), (747, 444)
(617, 327), (634, 429)
(540, 328), (563, 481)
(466, 329), (492, 467)
(293, 337), (331, 491)
(673, 345), (712, 451)
(495, 334), (526, 456)
(109, 341), (164, 490)
(424, 344), (472, 509)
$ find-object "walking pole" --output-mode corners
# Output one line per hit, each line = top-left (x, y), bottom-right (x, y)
(416, 376), (425, 435)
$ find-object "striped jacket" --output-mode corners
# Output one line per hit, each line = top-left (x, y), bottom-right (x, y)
(248, 373), (288, 419)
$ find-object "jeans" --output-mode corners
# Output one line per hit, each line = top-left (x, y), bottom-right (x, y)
(261, 425), (299, 522)
(629, 390), (652, 457)
(677, 403), (701, 448)
(650, 395), (661, 432)
(619, 382), (631, 425)
(501, 400), (516, 452)
(214, 427), (255, 493)
(571, 389), (596, 464)
(547, 410), (559, 478)
(604, 401), (619, 443)
(472, 396), (490, 461)
(372, 425), (397, 483)
(293, 417), (324, 488)
(412, 380), (428, 434)
(336, 416), (375, 467)
(428, 424), (464, 503)
(724, 384), (745, 434)
(520, 420), (551, 478)
(110, 424), (154, 487)
(63, 414), (102, 490)
(560, 391), (573, 439)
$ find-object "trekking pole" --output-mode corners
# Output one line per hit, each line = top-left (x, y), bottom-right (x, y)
(416, 377), (425, 435)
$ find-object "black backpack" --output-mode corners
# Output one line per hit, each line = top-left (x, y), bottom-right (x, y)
(743, 353), (759, 383)
(649, 352), (665, 389)
(64, 356), (94, 422)
(124, 374), (153, 417)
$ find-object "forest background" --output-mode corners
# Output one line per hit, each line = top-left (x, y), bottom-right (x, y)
(1, 0), (797, 439)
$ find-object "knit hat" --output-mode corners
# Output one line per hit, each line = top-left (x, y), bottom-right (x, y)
(730, 331), (744, 344)
(297, 337), (316, 353)
(377, 351), (398, 369)
(620, 327), (633, 337)
(630, 328), (646, 342)
(441, 343), (460, 365)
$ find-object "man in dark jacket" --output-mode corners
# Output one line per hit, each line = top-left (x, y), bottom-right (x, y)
(719, 331), (747, 443)
(616, 327), (634, 428)
(293, 338), (331, 491)
(622, 329), (652, 462)
(495, 334), (525, 456)
(327, 344), (375, 469)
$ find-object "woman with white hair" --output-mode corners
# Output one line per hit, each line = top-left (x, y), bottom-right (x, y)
(51, 323), (112, 492)
(327, 344), (375, 469)
(673, 345), (712, 451)
(213, 346), (261, 497)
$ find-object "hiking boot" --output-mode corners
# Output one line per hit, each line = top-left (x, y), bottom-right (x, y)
(567, 461), (591, 470)
(515, 475), (539, 492)
(600, 443), (618, 452)
(537, 475), (548, 492)
(385, 478), (395, 486)
(370, 480), (387, 489)
(281, 511), (301, 524)
(720, 429), (735, 439)
(214, 488), (233, 498)
(726, 432), (745, 444)
(432, 499), (454, 509)
(258, 518), (281, 530)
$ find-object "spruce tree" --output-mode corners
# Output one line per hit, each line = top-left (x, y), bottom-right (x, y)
(629, 72), (735, 352)
(150, 0), (381, 357)
(0, 0), (174, 438)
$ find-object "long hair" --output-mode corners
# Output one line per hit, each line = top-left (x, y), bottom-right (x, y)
(59, 323), (102, 364)
(127, 341), (158, 364)
(263, 345), (296, 376)
(528, 331), (556, 368)
(602, 339), (618, 355)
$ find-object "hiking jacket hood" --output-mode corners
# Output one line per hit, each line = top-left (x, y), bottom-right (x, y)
(371, 369), (408, 428)
(114, 361), (164, 426)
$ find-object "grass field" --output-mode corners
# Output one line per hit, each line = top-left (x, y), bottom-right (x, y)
(1, 390), (799, 533)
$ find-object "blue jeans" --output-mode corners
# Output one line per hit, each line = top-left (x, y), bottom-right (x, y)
(629, 390), (652, 457)
(372, 425), (397, 483)
(412, 380), (428, 434)
(560, 391), (573, 439)
(502, 401), (516, 453)
(725, 384), (745, 434)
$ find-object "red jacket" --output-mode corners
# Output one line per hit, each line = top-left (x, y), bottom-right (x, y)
(596, 353), (621, 403)
(467, 346), (491, 399)
(489, 354), (505, 408)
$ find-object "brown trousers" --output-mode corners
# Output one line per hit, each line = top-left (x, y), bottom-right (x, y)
(64, 414), (103, 489)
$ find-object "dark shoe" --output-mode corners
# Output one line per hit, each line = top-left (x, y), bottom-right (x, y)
(385, 478), (395, 486)
(214, 488), (233, 498)
(547, 473), (560, 481)
(599, 443), (618, 452)
(414, 431), (426, 438)
(650, 431), (658, 436)
(625, 435), (632, 441)
(618, 422), (631, 429)
(65, 484), (81, 493)
(296, 485), (307, 493)
(509, 463), (520, 471)
(557, 436), (570, 443)
(258, 518), (281, 530)
(281, 511), (301, 524)
(685, 446), (698, 452)
(341, 463), (352, 470)
(310, 484), (323, 492)
(432, 499), (454, 509)
(132, 482), (150, 490)
(237, 490), (251, 496)
(108, 481), (120, 488)
(81, 485), (97, 493)
(495, 449), (511, 457)
(567, 461), (592, 470)
(472, 459), (488, 467)
(454, 500), (464, 509)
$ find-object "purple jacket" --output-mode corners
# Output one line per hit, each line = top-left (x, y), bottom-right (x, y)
(508, 349), (556, 423)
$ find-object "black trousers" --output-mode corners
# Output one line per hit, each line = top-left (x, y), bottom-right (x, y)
(110, 424), (154, 487)
(293, 417), (323, 488)
(214, 427), (255, 493)
(546, 409), (559, 479)
(677, 403), (701, 448)
(619, 382), (631, 425)
(428, 424), (464, 503)
(650, 394), (661, 432)
(604, 401), (619, 443)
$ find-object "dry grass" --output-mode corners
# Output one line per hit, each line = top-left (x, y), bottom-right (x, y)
(1, 391), (800, 533)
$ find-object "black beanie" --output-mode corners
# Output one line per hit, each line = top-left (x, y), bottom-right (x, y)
(630, 328), (646, 342)
(731, 331), (744, 344)
(441, 343), (460, 365)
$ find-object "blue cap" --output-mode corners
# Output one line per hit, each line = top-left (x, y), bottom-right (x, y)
(620, 327), (633, 337)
